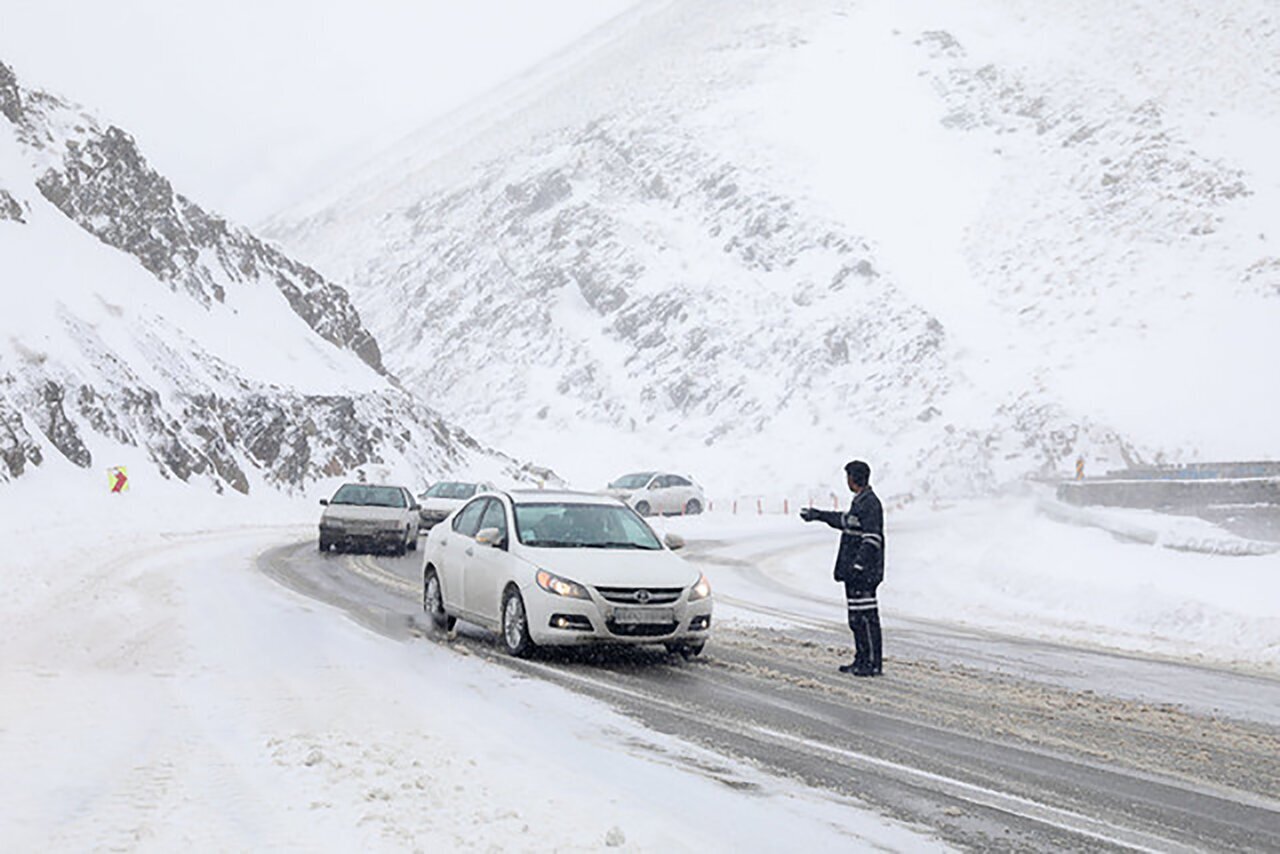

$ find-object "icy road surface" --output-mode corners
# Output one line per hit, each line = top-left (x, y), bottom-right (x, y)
(261, 533), (1280, 852)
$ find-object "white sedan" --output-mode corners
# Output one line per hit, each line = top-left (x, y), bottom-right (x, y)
(604, 471), (706, 516)
(416, 480), (496, 529)
(420, 490), (713, 657)
(318, 483), (420, 555)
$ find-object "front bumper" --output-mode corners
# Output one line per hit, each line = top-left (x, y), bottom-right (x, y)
(320, 525), (402, 549)
(418, 510), (450, 528)
(525, 586), (713, 646)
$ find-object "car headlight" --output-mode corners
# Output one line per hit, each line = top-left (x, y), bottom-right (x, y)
(320, 519), (345, 531)
(689, 573), (712, 601)
(536, 570), (590, 599)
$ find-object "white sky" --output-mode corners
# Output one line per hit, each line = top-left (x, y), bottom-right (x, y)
(0, 0), (638, 224)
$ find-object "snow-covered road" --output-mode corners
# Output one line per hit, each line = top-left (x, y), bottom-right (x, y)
(6, 495), (1280, 851)
(259, 531), (1280, 852)
(0, 521), (940, 852)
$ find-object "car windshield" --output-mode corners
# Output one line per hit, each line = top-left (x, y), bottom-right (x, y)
(513, 502), (662, 550)
(608, 472), (654, 489)
(330, 484), (406, 508)
(425, 482), (478, 499)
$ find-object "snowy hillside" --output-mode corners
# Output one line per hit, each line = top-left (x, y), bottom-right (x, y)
(269, 0), (1280, 497)
(0, 59), (541, 494)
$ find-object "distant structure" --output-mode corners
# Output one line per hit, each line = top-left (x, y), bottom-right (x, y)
(1057, 460), (1280, 510)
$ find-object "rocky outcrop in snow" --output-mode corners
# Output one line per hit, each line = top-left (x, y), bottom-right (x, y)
(0, 59), (539, 493)
(1, 60), (382, 373)
(276, 113), (1134, 493)
(269, 2), (1280, 494)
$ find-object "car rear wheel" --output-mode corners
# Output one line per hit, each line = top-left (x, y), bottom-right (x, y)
(684, 499), (702, 515)
(501, 588), (536, 658)
(634, 500), (651, 517)
(423, 570), (456, 632)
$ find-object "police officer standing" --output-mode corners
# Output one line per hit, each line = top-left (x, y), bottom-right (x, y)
(800, 460), (884, 676)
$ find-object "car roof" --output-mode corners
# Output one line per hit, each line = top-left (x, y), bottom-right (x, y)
(504, 489), (625, 506)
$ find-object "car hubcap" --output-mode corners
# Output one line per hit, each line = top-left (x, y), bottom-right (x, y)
(504, 596), (525, 650)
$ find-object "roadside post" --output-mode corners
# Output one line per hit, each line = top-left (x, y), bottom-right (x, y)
(107, 466), (129, 494)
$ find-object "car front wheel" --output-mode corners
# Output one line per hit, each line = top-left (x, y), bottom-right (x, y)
(423, 570), (456, 632)
(501, 588), (535, 658)
(634, 500), (651, 517)
(684, 499), (702, 515)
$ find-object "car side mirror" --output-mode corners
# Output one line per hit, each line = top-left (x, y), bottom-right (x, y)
(410, 502), (421, 511)
(664, 533), (685, 551)
(319, 499), (329, 506)
(476, 527), (505, 548)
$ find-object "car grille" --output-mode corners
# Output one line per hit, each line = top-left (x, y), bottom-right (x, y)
(605, 620), (680, 637)
(346, 519), (391, 531)
(594, 586), (683, 605)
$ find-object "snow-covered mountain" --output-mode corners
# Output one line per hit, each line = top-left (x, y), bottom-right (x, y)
(268, 0), (1280, 498)
(0, 59), (544, 494)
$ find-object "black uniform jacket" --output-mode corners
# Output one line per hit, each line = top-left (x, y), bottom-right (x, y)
(812, 487), (884, 586)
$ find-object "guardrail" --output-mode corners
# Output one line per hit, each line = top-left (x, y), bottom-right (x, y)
(1099, 461), (1280, 481)
(702, 494), (915, 516)
(1057, 477), (1280, 510)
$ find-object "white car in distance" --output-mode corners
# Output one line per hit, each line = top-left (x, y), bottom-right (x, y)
(319, 483), (420, 555)
(420, 491), (712, 657)
(605, 471), (706, 516)
(416, 480), (496, 529)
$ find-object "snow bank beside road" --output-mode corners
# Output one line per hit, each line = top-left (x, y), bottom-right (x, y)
(663, 497), (1280, 673)
(0, 485), (942, 852)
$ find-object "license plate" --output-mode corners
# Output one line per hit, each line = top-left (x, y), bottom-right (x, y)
(613, 607), (675, 625)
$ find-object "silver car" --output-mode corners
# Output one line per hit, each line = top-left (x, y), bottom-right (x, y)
(416, 480), (497, 529)
(319, 483), (420, 555)
(604, 472), (706, 517)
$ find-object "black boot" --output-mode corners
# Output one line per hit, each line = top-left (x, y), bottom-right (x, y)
(849, 611), (873, 674)
(868, 609), (883, 675)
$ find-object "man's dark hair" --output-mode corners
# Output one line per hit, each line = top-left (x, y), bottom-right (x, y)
(844, 459), (871, 487)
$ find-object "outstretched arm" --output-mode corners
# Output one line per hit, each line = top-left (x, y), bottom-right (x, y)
(799, 507), (847, 530)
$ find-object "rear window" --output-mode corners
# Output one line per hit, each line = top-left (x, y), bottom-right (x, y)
(331, 485), (406, 508)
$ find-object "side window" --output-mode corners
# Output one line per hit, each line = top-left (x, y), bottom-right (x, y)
(668, 475), (691, 487)
(479, 499), (508, 542)
(452, 499), (487, 537)
(653, 475), (671, 489)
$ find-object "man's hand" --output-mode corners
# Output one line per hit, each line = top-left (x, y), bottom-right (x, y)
(799, 507), (819, 522)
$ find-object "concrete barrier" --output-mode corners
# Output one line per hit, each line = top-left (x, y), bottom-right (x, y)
(1057, 477), (1280, 510)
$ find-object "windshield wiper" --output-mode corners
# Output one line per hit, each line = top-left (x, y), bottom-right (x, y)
(524, 540), (589, 548)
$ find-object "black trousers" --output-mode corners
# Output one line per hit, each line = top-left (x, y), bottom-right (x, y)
(844, 580), (882, 673)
